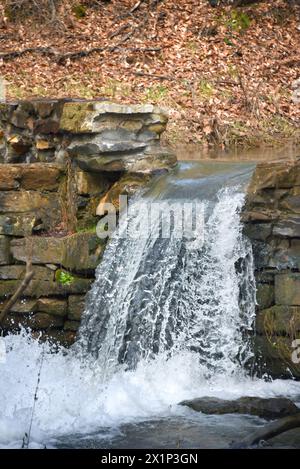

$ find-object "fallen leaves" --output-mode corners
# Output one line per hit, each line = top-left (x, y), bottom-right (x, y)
(0, 0), (299, 146)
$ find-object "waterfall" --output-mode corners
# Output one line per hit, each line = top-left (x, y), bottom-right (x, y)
(2, 162), (300, 449)
(77, 163), (256, 377)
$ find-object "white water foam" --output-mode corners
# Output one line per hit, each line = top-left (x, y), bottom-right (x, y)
(1, 331), (300, 448)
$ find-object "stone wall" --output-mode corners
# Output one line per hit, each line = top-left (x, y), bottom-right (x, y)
(0, 99), (176, 346)
(243, 158), (300, 379)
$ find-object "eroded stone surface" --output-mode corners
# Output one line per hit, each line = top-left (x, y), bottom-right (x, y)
(275, 273), (300, 306)
(179, 396), (299, 419)
(244, 157), (300, 379)
(68, 294), (86, 321)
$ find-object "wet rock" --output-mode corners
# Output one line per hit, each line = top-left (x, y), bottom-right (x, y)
(36, 298), (67, 317)
(268, 241), (300, 271)
(255, 270), (275, 285)
(67, 132), (147, 158)
(179, 396), (299, 420)
(241, 210), (279, 223)
(63, 232), (105, 270)
(254, 335), (300, 379)
(0, 297), (67, 316)
(37, 329), (77, 347)
(275, 273), (300, 306)
(243, 222), (272, 241)
(128, 144), (177, 173)
(2, 312), (64, 330)
(0, 265), (32, 279)
(64, 320), (80, 331)
(273, 216), (300, 238)
(76, 144), (177, 174)
(68, 294), (86, 321)
(280, 187), (300, 213)
(256, 283), (274, 310)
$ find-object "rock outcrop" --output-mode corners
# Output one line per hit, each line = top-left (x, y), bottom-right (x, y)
(0, 99), (176, 172)
(0, 98), (176, 345)
(243, 157), (300, 379)
(179, 396), (299, 420)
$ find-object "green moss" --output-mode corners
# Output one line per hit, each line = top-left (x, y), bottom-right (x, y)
(144, 85), (169, 103)
(228, 10), (251, 32)
(75, 224), (97, 234)
(72, 4), (87, 19)
(55, 270), (75, 286)
(60, 102), (94, 133)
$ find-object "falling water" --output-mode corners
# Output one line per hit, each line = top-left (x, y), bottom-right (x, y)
(77, 162), (256, 376)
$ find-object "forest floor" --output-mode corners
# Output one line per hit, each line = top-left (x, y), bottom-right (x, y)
(0, 0), (300, 149)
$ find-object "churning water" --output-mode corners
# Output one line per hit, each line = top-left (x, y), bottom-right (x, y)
(1, 162), (300, 449)
(77, 162), (256, 376)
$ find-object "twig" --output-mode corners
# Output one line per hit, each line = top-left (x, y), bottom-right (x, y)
(231, 412), (300, 448)
(117, 0), (145, 20)
(0, 45), (162, 64)
(130, 1), (143, 14)
(22, 343), (46, 450)
(108, 24), (130, 40)
(0, 258), (34, 326)
(0, 47), (57, 60)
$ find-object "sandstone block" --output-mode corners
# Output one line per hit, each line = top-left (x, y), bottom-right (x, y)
(68, 294), (86, 321)
(275, 273), (300, 305)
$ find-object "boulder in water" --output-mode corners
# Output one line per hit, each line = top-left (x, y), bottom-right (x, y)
(179, 396), (299, 420)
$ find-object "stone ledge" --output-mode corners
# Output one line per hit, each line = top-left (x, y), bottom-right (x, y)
(0, 99), (175, 173)
(247, 159), (300, 194)
(0, 274), (93, 298)
(10, 232), (105, 270)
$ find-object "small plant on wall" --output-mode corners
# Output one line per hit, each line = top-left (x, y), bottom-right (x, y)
(56, 269), (75, 286)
